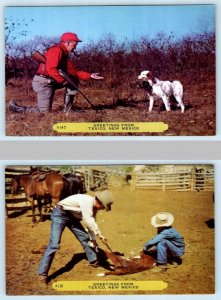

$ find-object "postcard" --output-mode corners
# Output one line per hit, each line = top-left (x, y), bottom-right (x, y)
(5, 164), (214, 295)
(5, 5), (216, 136)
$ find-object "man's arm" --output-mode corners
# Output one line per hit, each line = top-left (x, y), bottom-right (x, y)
(80, 200), (102, 235)
(143, 232), (167, 250)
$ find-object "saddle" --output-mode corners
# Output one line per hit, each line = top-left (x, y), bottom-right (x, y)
(30, 169), (60, 182)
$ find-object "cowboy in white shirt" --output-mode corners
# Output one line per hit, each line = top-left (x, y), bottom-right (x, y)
(37, 190), (114, 284)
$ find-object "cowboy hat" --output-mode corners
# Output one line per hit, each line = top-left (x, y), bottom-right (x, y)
(151, 212), (174, 228)
(95, 190), (114, 211)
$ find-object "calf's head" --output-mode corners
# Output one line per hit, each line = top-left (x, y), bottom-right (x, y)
(137, 79), (152, 93)
(138, 70), (156, 86)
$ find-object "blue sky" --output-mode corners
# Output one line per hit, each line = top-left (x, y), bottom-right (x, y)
(5, 5), (215, 47)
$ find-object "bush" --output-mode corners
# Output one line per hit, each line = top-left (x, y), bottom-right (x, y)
(5, 32), (215, 87)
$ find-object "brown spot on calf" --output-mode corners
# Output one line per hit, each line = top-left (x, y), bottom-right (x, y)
(97, 250), (156, 276)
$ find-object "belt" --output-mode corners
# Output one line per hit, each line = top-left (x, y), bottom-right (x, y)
(36, 73), (51, 79)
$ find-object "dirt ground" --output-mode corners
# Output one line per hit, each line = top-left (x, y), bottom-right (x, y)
(5, 78), (216, 136)
(6, 188), (215, 295)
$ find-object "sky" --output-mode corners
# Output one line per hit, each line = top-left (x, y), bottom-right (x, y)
(5, 5), (215, 48)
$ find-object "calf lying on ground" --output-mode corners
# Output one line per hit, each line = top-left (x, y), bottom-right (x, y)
(97, 249), (156, 276)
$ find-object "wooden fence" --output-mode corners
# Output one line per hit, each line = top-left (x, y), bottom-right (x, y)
(5, 167), (31, 217)
(76, 167), (128, 190)
(84, 168), (108, 191)
(130, 170), (214, 191)
(6, 166), (108, 216)
(6, 166), (214, 217)
(107, 174), (127, 188)
(5, 166), (86, 217)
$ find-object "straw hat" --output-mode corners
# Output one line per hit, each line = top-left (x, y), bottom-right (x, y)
(151, 212), (174, 228)
(95, 190), (114, 211)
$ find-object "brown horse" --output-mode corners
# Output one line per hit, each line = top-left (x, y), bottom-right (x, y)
(28, 171), (64, 207)
(97, 250), (156, 276)
(11, 172), (64, 223)
(11, 174), (43, 223)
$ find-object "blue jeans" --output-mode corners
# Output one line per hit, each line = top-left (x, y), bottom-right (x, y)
(37, 207), (97, 276)
(143, 239), (184, 264)
(156, 239), (184, 264)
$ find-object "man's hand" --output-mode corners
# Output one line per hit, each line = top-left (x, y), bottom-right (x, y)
(88, 240), (98, 248)
(98, 234), (107, 243)
(91, 73), (104, 80)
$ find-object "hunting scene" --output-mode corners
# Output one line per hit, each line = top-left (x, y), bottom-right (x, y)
(5, 164), (215, 295)
(5, 5), (215, 136)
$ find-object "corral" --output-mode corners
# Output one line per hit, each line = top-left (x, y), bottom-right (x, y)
(131, 166), (214, 192)
(5, 166), (118, 216)
(6, 169), (214, 295)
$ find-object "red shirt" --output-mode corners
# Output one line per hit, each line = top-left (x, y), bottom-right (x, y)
(37, 43), (91, 84)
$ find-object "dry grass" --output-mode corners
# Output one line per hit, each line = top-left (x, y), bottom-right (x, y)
(5, 78), (216, 136)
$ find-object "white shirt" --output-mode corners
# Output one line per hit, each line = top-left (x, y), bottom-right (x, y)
(59, 194), (101, 235)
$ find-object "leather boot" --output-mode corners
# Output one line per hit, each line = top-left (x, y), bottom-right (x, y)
(8, 100), (27, 113)
(9, 100), (40, 113)
(63, 95), (75, 112)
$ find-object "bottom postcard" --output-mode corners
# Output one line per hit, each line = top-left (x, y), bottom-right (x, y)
(5, 164), (215, 295)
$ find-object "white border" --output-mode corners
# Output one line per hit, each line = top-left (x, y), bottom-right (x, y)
(0, 159), (220, 300)
(0, 0), (220, 141)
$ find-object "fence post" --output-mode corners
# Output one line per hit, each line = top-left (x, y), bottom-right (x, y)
(84, 169), (91, 191)
(131, 172), (136, 191)
(5, 205), (9, 218)
(162, 173), (166, 191)
(191, 168), (195, 191)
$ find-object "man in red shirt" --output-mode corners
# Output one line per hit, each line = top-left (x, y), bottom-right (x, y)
(9, 32), (104, 113)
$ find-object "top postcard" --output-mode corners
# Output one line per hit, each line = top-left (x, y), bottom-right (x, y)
(5, 5), (216, 137)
